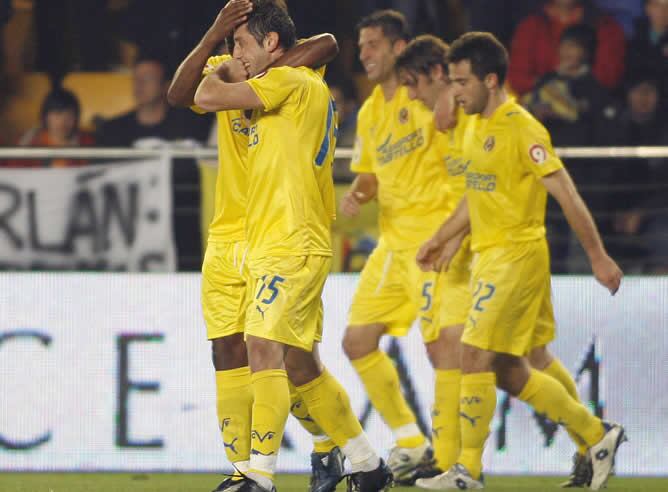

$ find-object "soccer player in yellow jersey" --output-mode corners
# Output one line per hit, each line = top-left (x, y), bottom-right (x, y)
(194, 2), (391, 491)
(396, 34), (616, 490)
(416, 32), (626, 490)
(340, 11), (459, 484)
(168, 2), (351, 491)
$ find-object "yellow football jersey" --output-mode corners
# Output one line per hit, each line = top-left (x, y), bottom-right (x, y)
(351, 85), (451, 250)
(463, 98), (564, 251)
(245, 66), (336, 260)
(192, 55), (248, 242)
(433, 108), (475, 212)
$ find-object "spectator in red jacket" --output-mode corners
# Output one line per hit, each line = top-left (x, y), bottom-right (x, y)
(508, 0), (626, 96)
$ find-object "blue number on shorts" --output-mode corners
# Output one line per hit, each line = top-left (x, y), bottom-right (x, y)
(473, 282), (496, 312)
(256, 275), (285, 305)
(421, 281), (433, 311)
(314, 98), (335, 167)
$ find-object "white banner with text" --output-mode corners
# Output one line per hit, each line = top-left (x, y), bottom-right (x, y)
(0, 274), (665, 475)
(0, 160), (175, 271)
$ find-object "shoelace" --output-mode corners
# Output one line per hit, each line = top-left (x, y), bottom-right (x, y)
(570, 456), (592, 485)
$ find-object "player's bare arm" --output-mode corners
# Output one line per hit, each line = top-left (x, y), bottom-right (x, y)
(269, 33), (339, 71)
(340, 173), (378, 218)
(194, 75), (264, 112)
(542, 168), (623, 295)
(434, 226), (470, 272)
(416, 197), (470, 272)
(167, 0), (252, 107)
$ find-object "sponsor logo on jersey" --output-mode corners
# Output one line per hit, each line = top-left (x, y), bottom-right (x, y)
(376, 129), (425, 165)
(466, 172), (497, 192)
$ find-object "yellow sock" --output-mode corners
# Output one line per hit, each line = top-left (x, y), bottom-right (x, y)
(543, 358), (589, 455)
(458, 372), (496, 480)
(433, 369), (461, 471)
(216, 367), (253, 472)
(352, 350), (424, 448)
(297, 369), (365, 446)
(518, 370), (605, 448)
(249, 369), (290, 480)
(288, 381), (335, 453)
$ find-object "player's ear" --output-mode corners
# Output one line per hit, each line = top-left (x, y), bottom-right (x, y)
(392, 39), (407, 57)
(431, 64), (444, 82)
(264, 31), (280, 52)
(484, 73), (498, 90)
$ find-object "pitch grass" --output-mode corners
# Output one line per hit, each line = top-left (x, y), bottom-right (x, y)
(0, 473), (666, 492)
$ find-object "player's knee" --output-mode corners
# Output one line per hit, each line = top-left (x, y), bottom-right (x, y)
(527, 345), (553, 370)
(211, 333), (247, 371)
(342, 325), (379, 360)
(428, 325), (464, 369)
(460, 343), (494, 373)
(493, 354), (529, 396)
(285, 347), (322, 386)
(246, 336), (284, 372)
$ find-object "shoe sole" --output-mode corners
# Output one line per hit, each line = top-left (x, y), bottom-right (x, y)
(590, 426), (627, 491)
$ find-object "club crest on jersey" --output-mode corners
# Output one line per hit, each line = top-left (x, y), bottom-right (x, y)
(399, 107), (409, 124)
(529, 144), (547, 164)
(483, 136), (495, 152)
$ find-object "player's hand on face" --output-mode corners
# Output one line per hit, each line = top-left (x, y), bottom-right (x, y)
(217, 58), (249, 82)
(340, 191), (365, 218)
(592, 254), (623, 295)
(416, 236), (445, 272)
(210, 0), (253, 41)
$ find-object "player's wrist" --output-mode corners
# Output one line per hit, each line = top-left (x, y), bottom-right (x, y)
(203, 28), (227, 47)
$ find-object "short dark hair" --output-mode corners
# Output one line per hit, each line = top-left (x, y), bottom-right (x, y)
(356, 9), (411, 43)
(448, 32), (508, 86)
(40, 88), (80, 125)
(247, 0), (296, 50)
(395, 35), (450, 76)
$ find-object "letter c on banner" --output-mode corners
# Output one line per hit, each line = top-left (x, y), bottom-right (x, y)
(0, 330), (52, 450)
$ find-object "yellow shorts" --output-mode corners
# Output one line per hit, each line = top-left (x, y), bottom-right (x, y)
(245, 255), (331, 351)
(348, 238), (472, 343)
(201, 241), (251, 340)
(461, 239), (556, 356)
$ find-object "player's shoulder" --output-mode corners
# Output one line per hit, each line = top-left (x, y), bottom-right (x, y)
(497, 99), (547, 135)
(357, 85), (384, 122)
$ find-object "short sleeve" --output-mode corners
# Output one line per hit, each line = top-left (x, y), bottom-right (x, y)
(350, 104), (374, 174)
(245, 67), (304, 112)
(516, 117), (563, 178)
(191, 55), (232, 114)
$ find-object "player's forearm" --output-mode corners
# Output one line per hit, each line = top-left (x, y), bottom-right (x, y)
(434, 197), (470, 243)
(194, 74), (263, 112)
(269, 33), (339, 71)
(544, 169), (607, 262)
(558, 188), (608, 263)
(167, 35), (220, 108)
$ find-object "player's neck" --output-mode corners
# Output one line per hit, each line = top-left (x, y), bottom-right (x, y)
(481, 89), (508, 119)
(380, 74), (400, 101)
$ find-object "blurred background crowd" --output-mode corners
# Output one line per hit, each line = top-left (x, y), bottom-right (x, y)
(0, 0), (666, 274)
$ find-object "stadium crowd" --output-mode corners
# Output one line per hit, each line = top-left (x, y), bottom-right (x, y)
(0, 0), (666, 273)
